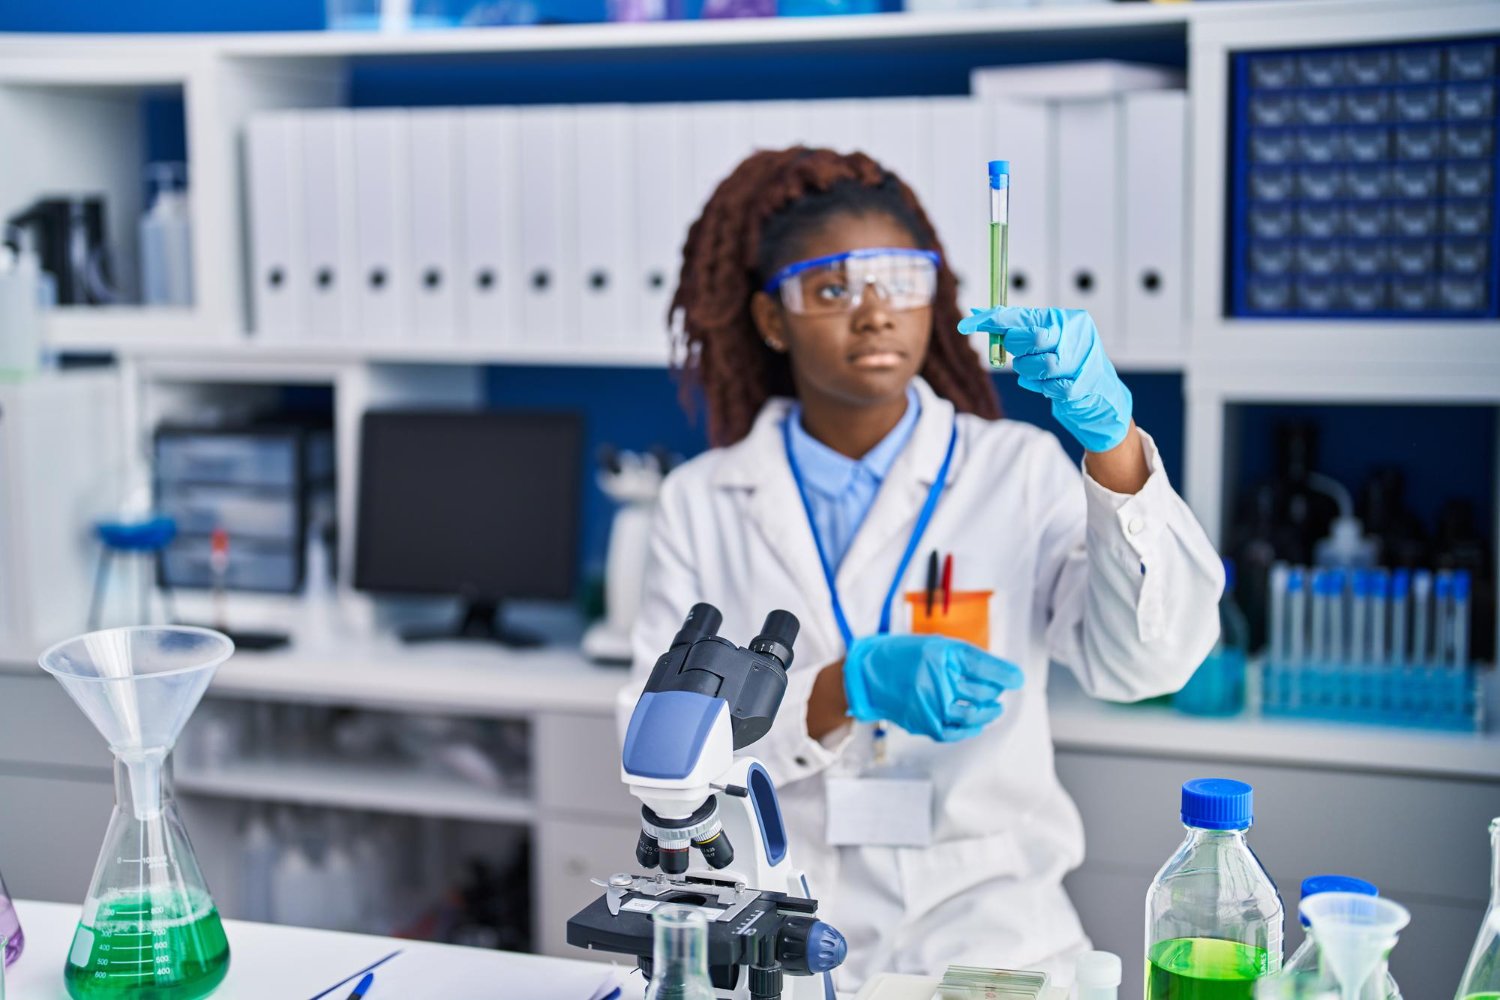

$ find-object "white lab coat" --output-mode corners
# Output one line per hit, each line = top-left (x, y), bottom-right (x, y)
(628, 376), (1223, 990)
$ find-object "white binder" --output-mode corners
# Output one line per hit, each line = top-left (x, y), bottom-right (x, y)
(407, 109), (461, 343)
(351, 110), (413, 343)
(246, 113), (306, 341)
(518, 105), (579, 347)
(633, 103), (691, 357)
(925, 98), (989, 314)
(986, 98), (1054, 312)
(1121, 91), (1188, 363)
(1055, 98), (1120, 337)
(750, 101), (807, 153)
(458, 107), (521, 345)
(859, 98), (934, 204)
(300, 110), (358, 342)
(688, 101), (752, 224)
(574, 104), (635, 353)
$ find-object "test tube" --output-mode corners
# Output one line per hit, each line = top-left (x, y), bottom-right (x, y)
(1391, 569), (1410, 665)
(1454, 570), (1471, 670)
(1327, 570), (1347, 665)
(1434, 571), (1454, 667)
(1412, 569), (1433, 667)
(1269, 562), (1290, 664)
(1350, 570), (1369, 666)
(1370, 568), (1390, 664)
(987, 159), (1010, 370)
(1287, 567), (1307, 667)
(1311, 570), (1331, 664)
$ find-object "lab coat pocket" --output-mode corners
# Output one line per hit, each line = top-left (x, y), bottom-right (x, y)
(896, 830), (1025, 920)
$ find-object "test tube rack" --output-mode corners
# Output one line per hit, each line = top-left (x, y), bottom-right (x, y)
(1259, 659), (1482, 732)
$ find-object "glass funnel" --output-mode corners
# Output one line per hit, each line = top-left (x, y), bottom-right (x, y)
(39, 627), (234, 1000)
(0, 864), (23, 968)
(1457, 817), (1500, 1000)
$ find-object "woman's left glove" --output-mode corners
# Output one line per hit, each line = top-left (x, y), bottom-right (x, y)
(958, 305), (1133, 453)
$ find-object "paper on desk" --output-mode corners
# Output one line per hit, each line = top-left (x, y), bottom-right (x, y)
(354, 949), (624, 1000)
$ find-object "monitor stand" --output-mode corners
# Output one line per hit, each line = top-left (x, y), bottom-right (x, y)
(400, 599), (543, 648)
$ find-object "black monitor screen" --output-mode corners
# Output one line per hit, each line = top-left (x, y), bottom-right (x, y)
(355, 410), (583, 602)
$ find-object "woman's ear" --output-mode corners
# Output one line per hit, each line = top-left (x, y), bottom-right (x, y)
(751, 291), (789, 353)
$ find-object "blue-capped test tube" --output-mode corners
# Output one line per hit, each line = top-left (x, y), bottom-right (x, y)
(1287, 567), (1307, 667)
(1269, 562), (1290, 664)
(1434, 571), (1454, 667)
(1327, 570), (1347, 665)
(1370, 568), (1390, 664)
(1454, 570), (1471, 669)
(987, 159), (1010, 370)
(1391, 568), (1410, 665)
(1412, 569), (1433, 667)
(1311, 570), (1333, 664)
(1350, 570), (1370, 666)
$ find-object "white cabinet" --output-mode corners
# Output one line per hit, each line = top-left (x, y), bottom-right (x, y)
(533, 815), (644, 961)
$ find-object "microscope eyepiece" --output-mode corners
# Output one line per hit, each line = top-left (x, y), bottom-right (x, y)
(671, 603), (723, 649)
(749, 610), (799, 670)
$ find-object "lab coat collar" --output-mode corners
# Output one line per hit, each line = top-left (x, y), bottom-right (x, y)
(711, 377), (962, 647)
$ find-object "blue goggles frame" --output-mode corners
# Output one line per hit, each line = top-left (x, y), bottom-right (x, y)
(762, 247), (942, 295)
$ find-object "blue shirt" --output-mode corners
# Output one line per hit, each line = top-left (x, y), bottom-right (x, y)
(787, 384), (922, 570)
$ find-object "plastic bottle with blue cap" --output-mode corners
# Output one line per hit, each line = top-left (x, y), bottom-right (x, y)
(1276, 876), (1402, 999)
(1146, 778), (1284, 998)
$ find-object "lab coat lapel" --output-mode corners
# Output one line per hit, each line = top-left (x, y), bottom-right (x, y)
(835, 378), (960, 618)
(713, 399), (844, 650)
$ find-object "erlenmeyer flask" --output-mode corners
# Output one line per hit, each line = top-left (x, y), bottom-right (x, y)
(1456, 817), (1500, 1000)
(0, 864), (22, 967)
(40, 627), (234, 1000)
(644, 905), (715, 1000)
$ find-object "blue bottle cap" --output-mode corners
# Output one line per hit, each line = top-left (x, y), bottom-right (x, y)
(1392, 568), (1411, 599)
(1222, 557), (1236, 592)
(1181, 778), (1253, 831)
(1300, 874), (1378, 926)
(1455, 570), (1471, 600)
(1436, 572), (1453, 600)
(1287, 567), (1306, 593)
(988, 160), (1010, 188)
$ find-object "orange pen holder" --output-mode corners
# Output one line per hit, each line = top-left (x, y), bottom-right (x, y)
(904, 589), (993, 649)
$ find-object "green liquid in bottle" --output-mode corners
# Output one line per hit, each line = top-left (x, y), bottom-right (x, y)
(988, 220), (1009, 369)
(64, 890), (230, 1000)
(1146, 937), (1270, 1000)
(1461, 995), (1500, 999)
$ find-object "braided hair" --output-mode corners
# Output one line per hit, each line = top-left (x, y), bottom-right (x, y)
(670, 146), (1001, 447)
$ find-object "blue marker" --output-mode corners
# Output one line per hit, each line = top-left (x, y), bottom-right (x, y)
(347, 973), (375, 999)
(1390, 569), (1410, 665)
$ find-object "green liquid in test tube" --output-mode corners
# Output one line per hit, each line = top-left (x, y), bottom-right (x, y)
(988, 159), (1010, 370)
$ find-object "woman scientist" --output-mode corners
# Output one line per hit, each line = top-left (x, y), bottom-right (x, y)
(629, 147), (1223, 985)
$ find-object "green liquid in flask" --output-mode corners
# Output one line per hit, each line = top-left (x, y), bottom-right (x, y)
(1146, 937), (1270, 1000)
(988, 221), (1009, 368)
(64, 890), (229, 1000)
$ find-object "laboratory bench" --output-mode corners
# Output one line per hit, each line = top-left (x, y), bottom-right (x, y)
(0, 621), (1497, 999)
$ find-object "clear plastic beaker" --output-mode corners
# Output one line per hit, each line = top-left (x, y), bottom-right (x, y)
(0, 866), (22, 968)
(39, 627), (234, 1000)
(1456, 816), (1500, 1000)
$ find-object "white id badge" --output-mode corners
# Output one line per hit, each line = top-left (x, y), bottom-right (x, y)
(825, 773), (934, 848)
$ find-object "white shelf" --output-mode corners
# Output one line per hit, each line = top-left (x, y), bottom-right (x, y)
(176, 757), (537, 823)
(45, 307), (227, 352)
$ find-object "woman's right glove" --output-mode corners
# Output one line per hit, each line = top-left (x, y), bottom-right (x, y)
(843, 634), (1024, 743)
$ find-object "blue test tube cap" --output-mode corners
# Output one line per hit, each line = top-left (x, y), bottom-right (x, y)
(1392, 568), (1411, 599)
(1300, 874), (1378, 926)
(1287, 567), (1306, 593)
(1371, 567), (1391, 597)
(1313, 569), (1341, 596)
(1180, 778), (1253, 831)
(988, 160), (1010, 188)
(1455, 570), (1472, 600)
(1436, 572), (1454, 600)
(1351, 570), (1373, 597)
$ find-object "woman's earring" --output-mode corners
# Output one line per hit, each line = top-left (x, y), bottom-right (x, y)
(763, 337), (784, 352)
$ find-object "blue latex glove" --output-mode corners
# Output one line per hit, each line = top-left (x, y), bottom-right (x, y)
(957, 305), (1133, 453)
(844, 634), (1023, 743)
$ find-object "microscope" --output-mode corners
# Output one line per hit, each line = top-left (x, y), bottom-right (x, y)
(567, 603), (847, 999)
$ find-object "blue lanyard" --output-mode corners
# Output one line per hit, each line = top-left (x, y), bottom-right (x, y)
(783, 413), (959, 650)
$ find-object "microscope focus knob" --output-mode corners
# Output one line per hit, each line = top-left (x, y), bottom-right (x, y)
(778, 916), (848, 975)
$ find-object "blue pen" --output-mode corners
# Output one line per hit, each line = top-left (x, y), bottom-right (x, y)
(347, 973), (375, 999)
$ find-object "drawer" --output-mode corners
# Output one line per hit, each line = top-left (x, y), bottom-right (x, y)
(0, 675), (112, 770)
(534, 815), (644, 961)
(161, 536), (300, 592)
(533, 711), (637, 819)
(156, 433), (299, 488)
(158, 484), (299, 540)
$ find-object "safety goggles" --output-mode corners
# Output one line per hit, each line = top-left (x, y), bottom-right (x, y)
(763, 248), (941, 317)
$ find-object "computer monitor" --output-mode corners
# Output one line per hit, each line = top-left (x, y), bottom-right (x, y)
(355, 409), (584, 646)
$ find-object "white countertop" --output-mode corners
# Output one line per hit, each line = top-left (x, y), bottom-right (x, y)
(2, 900), (638, 1000)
